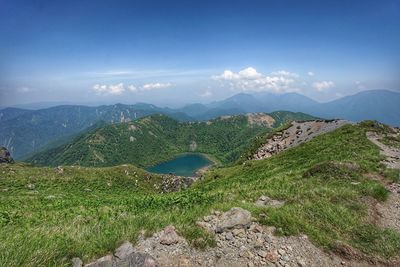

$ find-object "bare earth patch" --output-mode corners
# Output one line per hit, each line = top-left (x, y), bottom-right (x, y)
(246, 113), (275, 127)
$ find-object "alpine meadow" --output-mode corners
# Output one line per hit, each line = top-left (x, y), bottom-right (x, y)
(1, 1), (400, 267)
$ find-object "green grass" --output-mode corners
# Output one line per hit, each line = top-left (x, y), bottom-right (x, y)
(1, 123), (400, 266)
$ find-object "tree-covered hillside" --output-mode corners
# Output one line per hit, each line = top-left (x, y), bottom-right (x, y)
(0, 104), (191, 160)
(27, 112), (315, 167)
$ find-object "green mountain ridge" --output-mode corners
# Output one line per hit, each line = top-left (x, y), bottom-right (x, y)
(0, 104), (192, 160)
(27, 111), (316, 168)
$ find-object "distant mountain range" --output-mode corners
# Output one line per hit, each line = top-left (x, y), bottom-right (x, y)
(1, 89), (399, 159)
(0, 103), (190, 159)
(179, 89), (400, 125)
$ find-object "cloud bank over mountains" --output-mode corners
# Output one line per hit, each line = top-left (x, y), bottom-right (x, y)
(92, 82), (173, 95)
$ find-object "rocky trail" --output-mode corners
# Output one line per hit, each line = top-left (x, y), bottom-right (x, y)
(77, 205), (398, 267)
(251, 120), (349, 160)
(366, 130), (400, 169)
(366, 128), (400, 233)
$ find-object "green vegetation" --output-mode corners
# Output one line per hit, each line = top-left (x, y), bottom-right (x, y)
(0, 103), (191, 160)
(2, 122), (400, 266)
(28, 112), (314, 168)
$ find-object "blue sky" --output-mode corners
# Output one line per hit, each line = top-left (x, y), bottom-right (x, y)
(0, 0), (399, 107)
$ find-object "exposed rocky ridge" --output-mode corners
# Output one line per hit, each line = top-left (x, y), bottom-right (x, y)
(76, 207), (397, 267)
(0, 147), (14, 164)
(251, 120), (350, 160)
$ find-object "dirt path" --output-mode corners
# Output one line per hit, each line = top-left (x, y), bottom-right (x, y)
(366, 130), (400, 233)
(366, 131), (400, 169)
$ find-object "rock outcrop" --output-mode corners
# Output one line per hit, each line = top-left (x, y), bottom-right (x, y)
(77, 241), (159, 267)
(251, 120), (349, 160)
(0, 147), (14, 164)
(74, 207), (395, 267)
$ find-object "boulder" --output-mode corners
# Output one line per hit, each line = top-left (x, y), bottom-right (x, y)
(159, 225), (181, 245)
(114, 241), (135, 260)
(114, 252), (159, 267)
(0, 147), (13, 164)
(84, 255), (113, 267)
(216, 207), (252, 232)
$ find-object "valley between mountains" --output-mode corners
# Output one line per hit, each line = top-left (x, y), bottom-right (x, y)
(0, 113), (400, 267)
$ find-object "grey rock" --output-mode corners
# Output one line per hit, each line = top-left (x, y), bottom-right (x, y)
(71, 257), (83, 267)
(114, 252), (159, 267)
(114, 241), (134, 259)
(159, 225), (181, 245)
(255, 195), (285, 208)
(0, 147), (13, 164)
(216, 207), (252, 231)
(84, 255), (113, 267)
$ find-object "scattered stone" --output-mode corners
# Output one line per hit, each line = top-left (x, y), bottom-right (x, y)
(297, 259), (306, 267)
(159, 225), (181, 245)
(232, 228), (245, 237)
(178, 256), (191, 267)
(258, 250), (268, 258)
(225, 232), (234, 241)
(115, 252), (159, 267)
(27, 183), (35, 190)
(54, 166), (64, 174)
(71, 257), (83, 267)
(265, 250), (279, 263)
(0, 147), (14, 164)
(255, 195), (285, 208)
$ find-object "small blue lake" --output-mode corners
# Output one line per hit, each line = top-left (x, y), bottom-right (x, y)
(146, 153), (213, 177)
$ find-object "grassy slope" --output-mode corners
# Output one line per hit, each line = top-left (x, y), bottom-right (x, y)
(28, 112), (316, 168)
(1, 123), (400, 266)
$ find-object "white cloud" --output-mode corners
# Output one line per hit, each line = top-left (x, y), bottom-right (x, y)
(271, 70), (299, 78)
(141, 82), (172, 91)
(92, 82), (172, 95)
(92, 83), (125, 95)
(355, 81), (365, 89)
(212, 67), (299, 93)
(239, 67), (263, 79)
(312, 81), (335, 91)
(128, 85), (137, 92)
(16, 87), (31, 93)
(200, 90), (213, 97)
(307, 71), (314, 76)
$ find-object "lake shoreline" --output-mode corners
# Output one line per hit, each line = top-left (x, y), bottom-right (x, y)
(146, 152), (217, 177)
